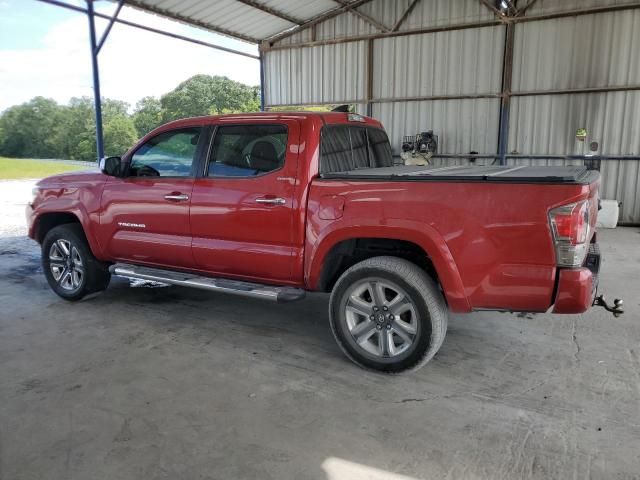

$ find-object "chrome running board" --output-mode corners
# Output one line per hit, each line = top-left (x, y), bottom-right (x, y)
(110, 263), (306, 302)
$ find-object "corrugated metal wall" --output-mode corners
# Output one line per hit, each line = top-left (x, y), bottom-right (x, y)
(263, 0), (640, 223)
(373, 99), (501, 155)
(372, 27), (504, 99)
(264, 41), (368, 105)
(508, 8), (640, 224)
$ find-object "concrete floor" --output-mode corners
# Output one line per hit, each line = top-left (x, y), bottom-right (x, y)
(1, 179), (639, 479)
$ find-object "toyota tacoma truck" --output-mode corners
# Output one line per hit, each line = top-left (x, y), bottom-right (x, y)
(26, 111), (621, 373)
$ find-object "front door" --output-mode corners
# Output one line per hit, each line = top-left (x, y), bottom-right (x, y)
(99, 126), (205, 268)
(190, 120), (300, 283)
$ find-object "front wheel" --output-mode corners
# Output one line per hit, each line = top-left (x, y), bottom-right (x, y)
(42, 224), (110, 301)
(329, 256), (448, 373)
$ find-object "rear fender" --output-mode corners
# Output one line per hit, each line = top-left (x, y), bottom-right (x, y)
(306, 220), (471, 313)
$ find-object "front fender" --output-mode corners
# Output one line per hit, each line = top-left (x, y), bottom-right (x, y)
(305, 219), (471, 313)
(29, 185), (105, 260)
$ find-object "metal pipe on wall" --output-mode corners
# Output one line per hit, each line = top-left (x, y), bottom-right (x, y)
(497, 22), (515, 166)
(366, 38), (374, 117)
(263, 84), (640, 109)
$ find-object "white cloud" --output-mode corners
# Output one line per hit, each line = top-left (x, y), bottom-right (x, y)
(0, 7), (260, 112)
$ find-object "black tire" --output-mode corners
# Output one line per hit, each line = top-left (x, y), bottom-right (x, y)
(329, 256), (448, 373)
(42, 223), (110, 301)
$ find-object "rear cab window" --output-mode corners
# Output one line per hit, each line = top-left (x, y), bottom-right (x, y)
(320, 125), (393, 174)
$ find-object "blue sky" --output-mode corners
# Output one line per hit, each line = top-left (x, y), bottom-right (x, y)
(0, 0), (260, 112)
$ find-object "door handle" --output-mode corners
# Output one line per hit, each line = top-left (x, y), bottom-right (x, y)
(164, 193), (189, 202)
(255, 197), (286, 205)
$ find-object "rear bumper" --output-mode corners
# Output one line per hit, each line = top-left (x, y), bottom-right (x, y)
(552, 243), (600, 314)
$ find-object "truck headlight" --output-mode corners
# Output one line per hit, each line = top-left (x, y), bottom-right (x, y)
(30, 187), (40, 205)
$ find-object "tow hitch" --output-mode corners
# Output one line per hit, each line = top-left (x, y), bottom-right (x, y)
(593, 294), (624, 317)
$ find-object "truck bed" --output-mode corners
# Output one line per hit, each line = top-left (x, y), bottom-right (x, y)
(320, 165), (598, 184)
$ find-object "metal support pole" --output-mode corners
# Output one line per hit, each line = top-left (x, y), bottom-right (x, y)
(86, 0), (104, 162)
(259, 47), (266, 111)
(366, 38), (374, 117)
(497, 22), (514, 165)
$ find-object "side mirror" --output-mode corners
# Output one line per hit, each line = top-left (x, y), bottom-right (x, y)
(100, 156), (124, 177)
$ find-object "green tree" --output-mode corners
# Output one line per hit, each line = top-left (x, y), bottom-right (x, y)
(54, 97), (135, 161)
(0, 97), (65, 158)
(132, 96), (162, 137)
(0, 75), (261, 161)
(102, 98), (130, 120)
(104, 115), (138, 157)
(160, 75), (260, 121)
(55, 97), (95, 161)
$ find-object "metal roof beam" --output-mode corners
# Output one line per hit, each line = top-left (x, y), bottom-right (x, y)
(96, 0), (124, 54)
(333, 0), (389, 32)
(35, 0), (260, 59)
(264, 18), (502, 50)
(265, 0), (374, 44)
(515, 0), (539, 16)
(513, 1), (640, 22)
(265, 1), (640, 50)
(392, 0), (421, 32)
(234, 0), (304, 25)
(125, 0), (260, 43)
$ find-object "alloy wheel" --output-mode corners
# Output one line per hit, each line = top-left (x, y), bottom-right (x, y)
(49, 239), (84, 291)
(342, 278), (419, 358)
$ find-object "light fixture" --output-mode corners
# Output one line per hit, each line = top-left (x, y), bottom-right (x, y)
(496, 0), (510, 15)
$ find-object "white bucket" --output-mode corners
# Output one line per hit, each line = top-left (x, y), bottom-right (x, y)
(597, 199), (620, 229)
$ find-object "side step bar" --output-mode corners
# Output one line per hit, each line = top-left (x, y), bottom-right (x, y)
(109, 263), (306, 303)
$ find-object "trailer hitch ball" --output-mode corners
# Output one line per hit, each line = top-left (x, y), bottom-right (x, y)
(593, 294), (624, 317)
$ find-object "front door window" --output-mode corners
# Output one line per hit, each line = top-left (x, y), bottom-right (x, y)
(130, 127), (201, 177)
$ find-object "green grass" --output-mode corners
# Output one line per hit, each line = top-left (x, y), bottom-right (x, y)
(0, 157), (91, 180)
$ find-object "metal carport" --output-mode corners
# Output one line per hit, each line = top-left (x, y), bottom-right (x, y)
(35, 0), (640, 223)
(36, 0), (386, 161)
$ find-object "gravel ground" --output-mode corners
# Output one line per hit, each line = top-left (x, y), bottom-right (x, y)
(0, 179), (36, 237)
(0, 179), (38, 257)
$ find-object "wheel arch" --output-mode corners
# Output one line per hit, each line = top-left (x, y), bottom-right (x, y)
(34, 212), (80, 243)
(306, 223), (471, 313)
(33, 210), (102, 258)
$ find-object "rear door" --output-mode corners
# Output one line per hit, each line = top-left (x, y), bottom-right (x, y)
(190, 120), (300, 283)
(99, 126), (206, 268)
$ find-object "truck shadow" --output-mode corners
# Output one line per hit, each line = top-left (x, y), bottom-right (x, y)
(2, 234), (556, 396)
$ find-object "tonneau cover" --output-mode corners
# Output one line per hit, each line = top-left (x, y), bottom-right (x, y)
(320, 164), (598, 184)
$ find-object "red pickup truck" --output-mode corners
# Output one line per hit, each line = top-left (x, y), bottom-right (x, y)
(26, 112), (620, 372)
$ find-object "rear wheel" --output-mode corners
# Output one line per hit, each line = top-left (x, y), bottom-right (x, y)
(42, 224), (110, 301)
(329, 256), (448, 373)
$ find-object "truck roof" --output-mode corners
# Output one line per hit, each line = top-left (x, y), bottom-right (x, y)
(157, 111), (384, 130)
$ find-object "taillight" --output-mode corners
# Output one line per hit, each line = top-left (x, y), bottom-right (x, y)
(548, 201), (590, 267)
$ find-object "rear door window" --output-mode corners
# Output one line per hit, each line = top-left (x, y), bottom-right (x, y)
(207, 124), (288, 177)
